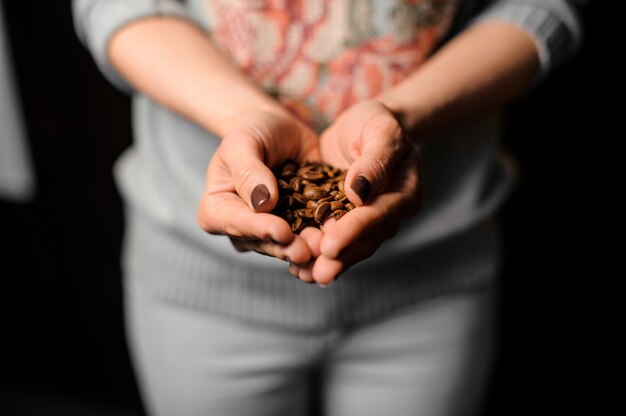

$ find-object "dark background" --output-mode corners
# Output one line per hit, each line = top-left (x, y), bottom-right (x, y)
(0, 1), (609, 415)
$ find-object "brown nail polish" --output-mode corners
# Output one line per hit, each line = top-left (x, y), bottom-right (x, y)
(251, 184), (270, 211)
(351, 175), (371, 203)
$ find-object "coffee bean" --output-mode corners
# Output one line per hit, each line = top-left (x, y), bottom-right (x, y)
(303, 187), (328, 201)
(271, 160), (356, 233)
(295, 208), (314, 220)
(323, 166), (337, 178)
(306, 200), (318, 210)
(317, 196), (334, 204)
(281, 162), (297, 179)
(291, 217), (304, 233)
(292, 193), (306, 206)
(314, 202), (331, 223)
(289, 177), (303, 192)
(334, 191), (349, 203)
(301, 171), (325, 181)
(278, 179), (292, 192)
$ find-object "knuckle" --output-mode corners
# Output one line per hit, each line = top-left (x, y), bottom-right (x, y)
(368, 113), (405, 144)
(197, 200), (216, 233)
(235, 165), (257, 189)
(224, 223), (243, 238)
(360, 155), (389, 187)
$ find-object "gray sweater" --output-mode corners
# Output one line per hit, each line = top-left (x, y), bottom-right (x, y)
(73, 0), (584, 331)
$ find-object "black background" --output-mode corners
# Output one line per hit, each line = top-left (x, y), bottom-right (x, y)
(0, 1), (610, 415)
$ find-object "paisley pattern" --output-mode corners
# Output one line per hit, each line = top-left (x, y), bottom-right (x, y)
(204, 0), (460, 131)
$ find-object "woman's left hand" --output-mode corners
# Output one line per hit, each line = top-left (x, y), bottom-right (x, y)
(292, 101), (422, 285)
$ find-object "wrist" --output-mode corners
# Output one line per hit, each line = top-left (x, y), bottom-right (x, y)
(376, 92), (436, 142)
(211, 97), (291, 138)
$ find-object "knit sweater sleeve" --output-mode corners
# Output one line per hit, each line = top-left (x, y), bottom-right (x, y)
(470, 0), (587, 82)
(72, 0), (192, 93)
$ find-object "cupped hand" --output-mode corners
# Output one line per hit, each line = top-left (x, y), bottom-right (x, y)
(197, 110), (321, 265)
(295, 100), (422, 285)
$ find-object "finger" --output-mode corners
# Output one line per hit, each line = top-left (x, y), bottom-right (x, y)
(281, 227), (322, 284)
(312, 231), (396, 285)
(288, 261), (300, 278)
(198, 192), (294, 244)
(299, 226), (323, 258)
(298, 266), (315, 284)
(345, 116), (409, 205)
(289, 258), (316, 283)
(222, 133), (279, 213)
(321, 150), (419, 258)
(229, 235), (313, 265)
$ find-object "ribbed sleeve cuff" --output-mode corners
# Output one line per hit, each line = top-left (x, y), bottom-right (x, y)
(471, 1), (583, 84)
(73, 0), (192, 93)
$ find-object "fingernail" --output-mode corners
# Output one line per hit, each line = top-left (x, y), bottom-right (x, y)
(318, 283), (331, 288)
(251, 184), (270, 211)
(351, 175), (371, 203)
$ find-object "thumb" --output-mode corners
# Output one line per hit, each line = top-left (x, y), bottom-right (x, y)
(345, 119), (409, 205)
(224, 137), (279, 213)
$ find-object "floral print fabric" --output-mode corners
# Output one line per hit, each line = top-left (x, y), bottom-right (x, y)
(205, 0), (460, 131)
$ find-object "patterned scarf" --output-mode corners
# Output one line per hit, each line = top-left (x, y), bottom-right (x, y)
(205, 0), (461, 131)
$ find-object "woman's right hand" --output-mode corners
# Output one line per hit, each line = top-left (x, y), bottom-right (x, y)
(197, 110), (321, 265)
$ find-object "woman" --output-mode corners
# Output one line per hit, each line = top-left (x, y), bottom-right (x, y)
(73, 1), (584, 415)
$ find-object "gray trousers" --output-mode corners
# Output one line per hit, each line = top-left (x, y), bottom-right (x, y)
(124, 276), (497, 416)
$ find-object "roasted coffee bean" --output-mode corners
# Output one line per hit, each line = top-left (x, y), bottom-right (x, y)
(316, 196), (332, 204)
(330, 201), (345, 211)
(301, 171), (325, 181)
(291, 217), (304, 233)
(289, 177), (303, 192)
(295, 208), (314, 220)
(302, 183), (317, 194)
(334, 191), (349, 203)
(271, 160), (356, 233)
(314, 202), (331, 224)
(278, 179), (292, 192)
(303, 187), (328, 201)
(281, 163), (297, 179)
(323, 166), (337, 178)
(292, 193), (306, 206)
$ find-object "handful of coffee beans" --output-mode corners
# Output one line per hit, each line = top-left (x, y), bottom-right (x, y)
(271, 160), (356, 233)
